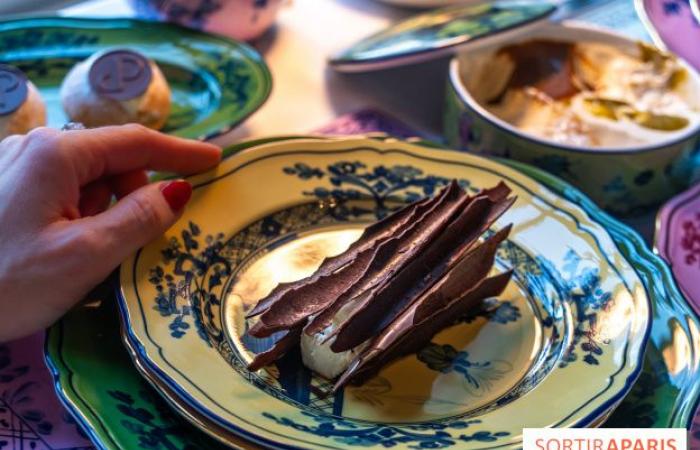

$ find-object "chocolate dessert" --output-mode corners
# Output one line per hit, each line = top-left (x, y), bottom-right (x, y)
(246, 181), (515, 391)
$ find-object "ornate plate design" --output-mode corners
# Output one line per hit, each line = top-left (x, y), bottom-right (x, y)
(329, 2), (555, 72)
(0, 17), (271, 140)
(117, 137), (649, 449)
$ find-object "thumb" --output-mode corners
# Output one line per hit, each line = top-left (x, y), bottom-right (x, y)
(80, 179), (192, 271)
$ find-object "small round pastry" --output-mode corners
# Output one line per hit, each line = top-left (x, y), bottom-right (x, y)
(0, 64), (47, 139)
(60, 49), (171, 130)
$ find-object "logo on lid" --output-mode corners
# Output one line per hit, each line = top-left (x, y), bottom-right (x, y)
(0, 65), (28, 116)
(88, 49), (153, 101)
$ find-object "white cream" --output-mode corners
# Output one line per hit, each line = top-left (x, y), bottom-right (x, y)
(300, 303), (369, 379)
(465, 41), (700, 148)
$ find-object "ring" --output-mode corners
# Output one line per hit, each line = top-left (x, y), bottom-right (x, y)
(61, 122), (86, 131)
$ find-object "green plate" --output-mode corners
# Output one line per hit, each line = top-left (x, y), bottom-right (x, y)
(0, 17), (271, 140)
(330, 2), (555, 72)
(45, 136), (700, 450)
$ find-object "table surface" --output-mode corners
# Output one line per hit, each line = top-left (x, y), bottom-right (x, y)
(0, 1), (683, 449)
(57, 0), (657, 242)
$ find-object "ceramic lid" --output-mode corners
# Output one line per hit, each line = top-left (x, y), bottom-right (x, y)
(330, 1), (556, 72)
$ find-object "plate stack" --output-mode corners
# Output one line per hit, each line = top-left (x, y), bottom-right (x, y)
(45, 134), (700, 449)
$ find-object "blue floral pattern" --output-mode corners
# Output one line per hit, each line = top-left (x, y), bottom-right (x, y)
(144, 161), (620, 448)
(542, 250), (613, 367)
(0, 345), (91, 450)
(108, 389), (213, 449)
(284, 161), (477, 219)
(263, 411), (508, 449)
(663, 0), (689, 15)
(417, 344), (511, 395)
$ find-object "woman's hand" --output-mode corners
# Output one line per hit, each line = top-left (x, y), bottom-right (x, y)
(0, 124), (221, 341)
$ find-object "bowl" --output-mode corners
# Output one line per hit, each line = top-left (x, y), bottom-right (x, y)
(128, 0), (284, 42)
(444, 21), (700, 215)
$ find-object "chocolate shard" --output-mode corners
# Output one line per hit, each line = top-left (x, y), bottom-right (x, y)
(328, 193), (514, 353)
(244, 180), (516, 385)
(413, 225), (512, 322)
(248, 182), (460, 338)
(303, 182), (468, 337)
(333, 270), (513, 391)
(248, 327), (302, 371)
(245, 190), (438, 320)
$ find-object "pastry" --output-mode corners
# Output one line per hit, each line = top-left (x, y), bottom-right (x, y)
(60, 49), (171, 129)
(0, 64), (46, 139)
(246, 181), (515, 392)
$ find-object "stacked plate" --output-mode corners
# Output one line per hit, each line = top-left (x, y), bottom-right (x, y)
(46, 135), (700, 449)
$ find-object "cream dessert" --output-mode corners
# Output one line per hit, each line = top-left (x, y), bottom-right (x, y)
(0, 64), (46, 139)
(461, 40), (700, 148)
(245, 181), (515, 392)
(61, 49), (171, 130)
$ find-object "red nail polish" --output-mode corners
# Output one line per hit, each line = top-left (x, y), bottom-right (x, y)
(160, 180), (192, 211)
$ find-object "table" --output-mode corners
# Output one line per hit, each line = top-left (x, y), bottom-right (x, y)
(0, 2), (670, 449)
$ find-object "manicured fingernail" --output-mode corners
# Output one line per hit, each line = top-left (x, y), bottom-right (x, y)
(160, 180), (192, 211)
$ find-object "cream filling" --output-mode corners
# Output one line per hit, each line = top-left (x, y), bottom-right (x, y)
(300, 303), (369, 380)
(470, 42), (700, 148)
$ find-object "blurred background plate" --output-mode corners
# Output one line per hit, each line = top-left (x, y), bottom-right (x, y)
(635, 0), (700, 70)
(373, 0), (481, 9)
(0, 16), (271, 140)
(45, 284), (233, 450)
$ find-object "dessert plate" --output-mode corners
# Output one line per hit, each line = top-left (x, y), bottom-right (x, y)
(329, 2), (555, 72)
(46, 135), (699, 449)
(0, 17), (271, 140)
(655, 182), (700, 446)
(45, 286), (232, 450)
(656, 183), (700, 315)
(117, 137), (650, 449)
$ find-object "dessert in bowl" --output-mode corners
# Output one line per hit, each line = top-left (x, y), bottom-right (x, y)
(444, 22), (700, 215)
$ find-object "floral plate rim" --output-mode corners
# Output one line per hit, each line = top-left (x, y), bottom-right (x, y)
(116, 136), (651, 449)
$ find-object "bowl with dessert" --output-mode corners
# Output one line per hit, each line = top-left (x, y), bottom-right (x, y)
(444, 22), (700, 215)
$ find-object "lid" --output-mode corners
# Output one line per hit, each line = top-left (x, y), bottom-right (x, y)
(89, 49), (153, 101)
(0, 64), (28, 115)
(330, 1), (556, 72)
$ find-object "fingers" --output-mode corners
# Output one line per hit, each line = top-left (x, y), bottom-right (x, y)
(57, 124), (221, 184)
(109, 169), (149, 199)
(73, 180), (192, 275)
(79, 180), (112, 217)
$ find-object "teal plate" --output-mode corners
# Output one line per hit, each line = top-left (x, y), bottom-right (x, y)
(0, 17), (272, 140)
(46, 136), (700, 450)
(330, 2), (555, 72)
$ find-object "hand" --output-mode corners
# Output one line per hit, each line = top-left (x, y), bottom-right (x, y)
(0, 124), (221, 341)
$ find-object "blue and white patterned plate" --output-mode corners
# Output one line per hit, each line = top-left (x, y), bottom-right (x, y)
(117, 137), (650, 449)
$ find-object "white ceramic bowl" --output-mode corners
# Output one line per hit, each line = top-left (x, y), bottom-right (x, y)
(444, 21), (700, 215)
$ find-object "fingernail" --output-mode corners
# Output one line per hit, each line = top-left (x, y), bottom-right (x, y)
(160, 180), (192, 211)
